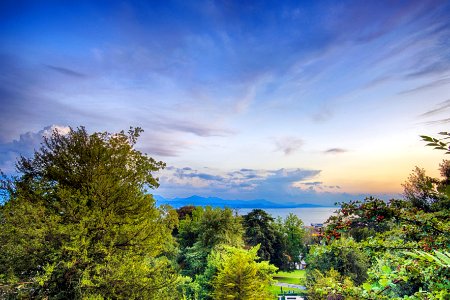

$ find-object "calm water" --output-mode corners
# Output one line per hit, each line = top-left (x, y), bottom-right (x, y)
(237, 207), (338, 225)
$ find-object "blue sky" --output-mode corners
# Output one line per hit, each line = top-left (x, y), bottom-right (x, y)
(1, 0), (449, 205)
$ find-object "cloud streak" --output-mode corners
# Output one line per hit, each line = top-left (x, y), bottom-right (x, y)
(419, 99), (450, 118)
(421, 118), (450, 126)
(45, 65), (87, 78)
(324, 148), (347, 154)
(399, 78), (450, 95)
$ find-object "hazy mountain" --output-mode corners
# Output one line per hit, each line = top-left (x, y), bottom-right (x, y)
(153, 195), (326, 209)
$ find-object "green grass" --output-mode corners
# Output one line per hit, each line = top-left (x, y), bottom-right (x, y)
(273, 269), (306, 285)
(268, 284), (303, 295)
(268, 270), (307, 298)
(275, 270), (306, 279)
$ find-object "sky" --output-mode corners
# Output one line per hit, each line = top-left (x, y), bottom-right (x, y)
(1, 0), (449, 205)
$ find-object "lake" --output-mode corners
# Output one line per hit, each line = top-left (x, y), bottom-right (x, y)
(237, 207), (338, 225)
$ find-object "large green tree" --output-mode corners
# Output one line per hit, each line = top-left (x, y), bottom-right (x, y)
(177, 206), (243, 277)
(243, 209), (277, 262)
(0, 127), (180, 299)
(273, 213), (306, 270)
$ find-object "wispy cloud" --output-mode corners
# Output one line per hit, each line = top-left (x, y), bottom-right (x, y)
(419, 99), (450, 118)
(294, 181), (341, 192)
(274, 136), (304, 155)
(162, 120), (234, 137)
(421, 118), (450, 126)
(359, 76), (392, 91)
(312, 107), (333, 123)
(399, 78), (450, 95)
(45, 65), (87, 78)
(324, 148), (347, 154)
(138, 131), (193, 157)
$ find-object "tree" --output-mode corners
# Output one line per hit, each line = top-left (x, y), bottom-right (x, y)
(211, 245), (277, 300)
(283, 213), (306, 265)
(176, 205), (196, 221)
(273, 213), (306, 270)
(177, 206), (243, 277)
(306, 269), (356, 300)
(324, 197), (397, 242)
(307, 237), (369, 286)
(402, 167), (441, 212)
(0, 127), (180, 299)
(243, 209), (276, 261)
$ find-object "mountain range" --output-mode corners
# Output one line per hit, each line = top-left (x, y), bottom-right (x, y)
(153, 195), (326, 209)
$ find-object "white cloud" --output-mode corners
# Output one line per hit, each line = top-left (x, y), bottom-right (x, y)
(0, 125), (70, 173)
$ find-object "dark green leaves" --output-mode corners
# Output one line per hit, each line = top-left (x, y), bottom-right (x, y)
(420, 132), (450, 154)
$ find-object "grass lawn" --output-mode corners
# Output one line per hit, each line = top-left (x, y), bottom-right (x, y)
(268, 284), (303, 295)
(268, 270), (307, 298)
(275, 270), (306, 279)
(273, 269), (306, 285)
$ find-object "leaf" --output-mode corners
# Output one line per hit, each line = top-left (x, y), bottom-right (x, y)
(434, 251), (450, 267)
(420, 135), (433, 142)
(381, 265), (391, 274)
(362, 282), (372, 291)
(404, 251), (419, 259)
(379, 278), (389, 287)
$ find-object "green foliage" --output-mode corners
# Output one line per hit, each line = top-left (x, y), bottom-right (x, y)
(326, 196), (450, 251)
(307, 237), (369, 286)
(282, 213), (306, 262)
(405, 249), (450, 267)
(307, 269), (356, 300)
(353, 249), (450, 299)
(0, 127), (181, 299)
(211, 245), (277, 300)
(325, 197), (397, 241)
(403, 166), (443, 211)
(272, 213), (306, 270)
(243, 209), (276, 261)
(309, 134), (450, 299)
(421, 132), (450, 154)
(177, 206), (243, 278)
(176, 205), (196, 221)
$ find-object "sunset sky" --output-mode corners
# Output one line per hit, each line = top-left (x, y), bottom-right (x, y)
(1, 0), (449, 205)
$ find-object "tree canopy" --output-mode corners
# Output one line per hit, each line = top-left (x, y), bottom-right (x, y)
(243, 209), (276, 262)
(211, 246), (277, 300)
(0, 127), (180, 299)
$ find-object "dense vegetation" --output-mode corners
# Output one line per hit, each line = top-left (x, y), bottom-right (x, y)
(305, 132), (450, 299)
(0, 127), (304, 299)
(0, 127), (448, 299)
